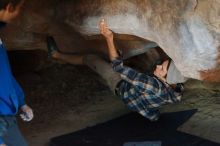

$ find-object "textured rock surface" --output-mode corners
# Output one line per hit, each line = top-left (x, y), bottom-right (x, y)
(1, 0), (220, 81)
(55, 0), (220, 82)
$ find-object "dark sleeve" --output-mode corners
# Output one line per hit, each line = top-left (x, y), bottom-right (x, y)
(170, 83), (184, 101)
(174, 83), (184, 93)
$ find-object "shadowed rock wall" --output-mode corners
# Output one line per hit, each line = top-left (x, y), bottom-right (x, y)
(0, 0), (220, 82)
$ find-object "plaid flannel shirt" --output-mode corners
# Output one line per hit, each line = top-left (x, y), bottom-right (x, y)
(112, 57), (183, 121)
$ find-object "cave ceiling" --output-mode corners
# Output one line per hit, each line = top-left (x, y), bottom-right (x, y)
(0, 0), (220, 82)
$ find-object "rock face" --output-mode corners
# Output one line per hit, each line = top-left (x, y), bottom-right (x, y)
(1, 0), (220, 82)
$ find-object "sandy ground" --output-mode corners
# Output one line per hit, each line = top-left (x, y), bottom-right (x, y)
(15, 62), (128, 146)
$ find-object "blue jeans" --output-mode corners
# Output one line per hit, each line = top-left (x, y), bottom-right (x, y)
(0, 116), (27, 146)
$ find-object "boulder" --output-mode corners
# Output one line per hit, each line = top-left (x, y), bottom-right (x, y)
(0, 0), (220, 82)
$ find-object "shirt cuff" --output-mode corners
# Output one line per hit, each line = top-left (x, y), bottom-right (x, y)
(112, 58), (124, 72)
(112, 55), (123, 66)
(175, 83), (184, 93)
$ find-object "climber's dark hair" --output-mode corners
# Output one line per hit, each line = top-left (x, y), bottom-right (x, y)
(151, 58), (171, 72)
